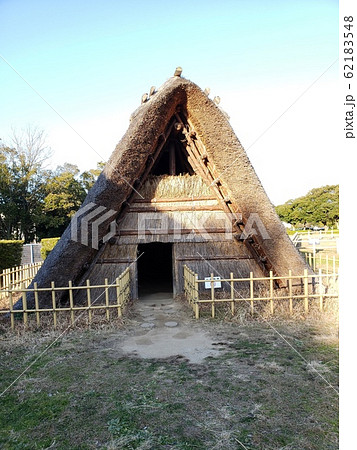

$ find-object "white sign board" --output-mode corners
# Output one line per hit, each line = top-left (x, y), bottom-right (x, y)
(204, 277), (221, 289)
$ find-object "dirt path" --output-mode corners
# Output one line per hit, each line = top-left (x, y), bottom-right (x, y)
(105, 292), (226, 363)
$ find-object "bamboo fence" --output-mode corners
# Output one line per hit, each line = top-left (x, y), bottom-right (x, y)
(0, 268), (130, 329)
(0, 262), (43, 299)
(300, 251), (339, 274)
(183, 265), (338, 319)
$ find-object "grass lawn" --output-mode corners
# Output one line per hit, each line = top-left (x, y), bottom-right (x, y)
(0, 316), (338, 449)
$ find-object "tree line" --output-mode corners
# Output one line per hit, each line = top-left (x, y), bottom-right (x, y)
(0, 126), (103, 242)
(275, 185), (339, 228)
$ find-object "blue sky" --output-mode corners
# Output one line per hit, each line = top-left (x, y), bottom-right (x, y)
(0, 0), (339, 204)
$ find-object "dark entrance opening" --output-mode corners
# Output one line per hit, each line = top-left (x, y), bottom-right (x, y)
(137, 243), (173, 296)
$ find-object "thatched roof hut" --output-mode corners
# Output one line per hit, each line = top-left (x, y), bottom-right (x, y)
(17, 72), (310, 308)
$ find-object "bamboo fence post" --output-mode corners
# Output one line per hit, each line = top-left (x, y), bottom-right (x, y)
(194, 274), (199, 319)
(86, 280), (92, 324)
(230, 272), (235, 316)
(34, 282), (40, 326)
(104, 278), (110, 320)
(69, 280), (74, 325)
(210, 273), (215, 318)
(326, 254), (329, 274)
(249, 272), (254, 315)
(319, 253), (322, 270)
(318, 269), (323, 312)
(288, 270), (293, 314)
(5, 269), (9, 290)
(308, 252), (312, 269)
(116, 277), (122, 317)
(22, 283), (28, 326)
(189, 269), (192, 304)
(303, 269), (309, 314)
(332, 256), (336, 277)
(9, 288), (14, 330)
(51, 281), (57, 328)
(269, 271), (274, 314)
(120, 275), (124, 315)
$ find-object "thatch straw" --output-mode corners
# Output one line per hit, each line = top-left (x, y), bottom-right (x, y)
(138, 174), (212, 199)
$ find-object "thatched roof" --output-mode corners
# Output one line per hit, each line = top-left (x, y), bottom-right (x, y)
(16, 74), (310, 308)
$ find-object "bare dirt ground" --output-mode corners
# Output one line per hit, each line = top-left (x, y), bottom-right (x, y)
(105, 292), (226, 364)
(0, 292), (339, 449)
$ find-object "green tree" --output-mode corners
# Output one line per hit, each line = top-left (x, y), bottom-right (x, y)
(36, 164), (87, 239)
(80, 162), (105, 192)
(275, 185), (339, 227)
(1, 125), (104, 241)
(36, 162), (104, 238)
(0, 126), (51, 241)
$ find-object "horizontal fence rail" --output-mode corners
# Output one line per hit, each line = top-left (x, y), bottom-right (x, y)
(183, 265), (338, 319)
(0, 262), (43, 296)
(0, 268), (130, 329)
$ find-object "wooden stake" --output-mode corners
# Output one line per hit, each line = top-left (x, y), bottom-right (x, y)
(86, 280), (92, 323)
(9, 288), (14, 330)
(269, 271), (274, 314)
(69, 280), (74, 324)
(211, 273), (215, 318)
(319, 269), (323, 312)
(105, 278), (110, 320)
(116, 277), (122, 317)
(51, 281), (57, 328)
(304, 269), (309, 314)
(288, 270), (293, 314)
(249, 272), (254, 315)
(34, 282), (40, 326)
(195, 274), (199, 319)
(22, 283), (28, 326)
(230, 272), (235, 316)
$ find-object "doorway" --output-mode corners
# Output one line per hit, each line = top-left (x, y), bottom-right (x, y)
(137, 243), (173, 296)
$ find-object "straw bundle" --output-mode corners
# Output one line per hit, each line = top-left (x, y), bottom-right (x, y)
(139, 174), (213, 199)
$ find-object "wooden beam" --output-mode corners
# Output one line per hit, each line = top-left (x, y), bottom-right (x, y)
(169, 141), (176, 175)
(96, 259), (135, 264)
(119, 228), (230, 236)
(132, 196), (217, 203)
(175, 256), (254, 261)
(128, 205), (223, 212)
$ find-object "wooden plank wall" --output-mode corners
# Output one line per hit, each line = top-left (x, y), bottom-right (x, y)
(77, 244), (138, 301)
(173, 241), (265, 294)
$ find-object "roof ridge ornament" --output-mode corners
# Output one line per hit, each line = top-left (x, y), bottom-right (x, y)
(174, 66), (182, 77)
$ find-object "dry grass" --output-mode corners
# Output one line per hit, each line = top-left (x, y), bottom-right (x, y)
(139, 174), (213, 199)
(0, 312), (338, 449)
